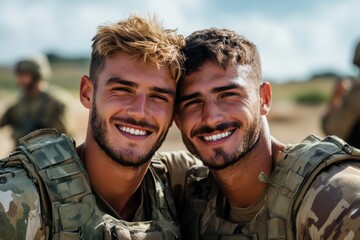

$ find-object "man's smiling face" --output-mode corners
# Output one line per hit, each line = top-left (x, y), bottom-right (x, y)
(176, 61), (263, 170)
(88, 52), (175, 167)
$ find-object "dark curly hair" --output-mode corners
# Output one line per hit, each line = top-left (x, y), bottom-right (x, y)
(182, 28), (262, 85)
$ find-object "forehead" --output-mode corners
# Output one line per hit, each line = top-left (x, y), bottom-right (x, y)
(179, 61), (252, 94)
(98, 52), (175, 89)
(16, 71), (32, 77)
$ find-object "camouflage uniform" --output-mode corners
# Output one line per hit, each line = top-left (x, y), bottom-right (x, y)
(0, 129), (201, 239)
(173, 135), (360, 239)
(323, 40), (360, 148)
(322, 81), (360, 148)
(0, 58), (67, 145)
(0, 91), (67, 145)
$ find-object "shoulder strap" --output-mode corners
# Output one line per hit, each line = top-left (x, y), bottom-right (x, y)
(266, 135), (360, 240)
(8, 128), (97, 239)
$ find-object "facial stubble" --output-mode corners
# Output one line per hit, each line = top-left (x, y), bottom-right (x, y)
(181, 115), (262, 170)
(90, 99), (170, 168)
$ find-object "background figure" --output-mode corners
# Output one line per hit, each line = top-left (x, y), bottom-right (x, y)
(322, 40), (360, 148)
(0, 55), (67, 145)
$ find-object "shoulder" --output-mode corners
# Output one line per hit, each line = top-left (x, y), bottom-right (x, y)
(296, 161), (360, 239)
(41, 90), (65, 107)
(0, 166), (45, 239)
(154, 151), (203, 179)
(152, 151), (204, 208)
(155, 151), (202, 169)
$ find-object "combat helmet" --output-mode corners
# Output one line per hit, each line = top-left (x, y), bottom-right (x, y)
(15, 55), (52, 81)
(353, 40), (360, 68)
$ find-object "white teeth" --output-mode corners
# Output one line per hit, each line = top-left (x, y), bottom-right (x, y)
(119, 126), (147, 136)
(203, 131), (231, 142)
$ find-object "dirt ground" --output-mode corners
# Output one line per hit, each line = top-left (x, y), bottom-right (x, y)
(0, 97), (327, 158)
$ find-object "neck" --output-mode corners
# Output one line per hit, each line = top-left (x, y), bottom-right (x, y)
(211, 120), (286, 208)
(78, 128), (150, 220)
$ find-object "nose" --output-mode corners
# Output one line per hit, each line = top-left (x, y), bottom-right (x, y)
(202, 100), (224, 127)
(126, 94), (148, 119)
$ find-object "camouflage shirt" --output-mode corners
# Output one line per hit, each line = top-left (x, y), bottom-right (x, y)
(220, 161), (360, 239)
(322, 81), (360, 148)
(0, 91), (67, 145)
(173, 135), (360, 239)
(0, 149), (200, 239)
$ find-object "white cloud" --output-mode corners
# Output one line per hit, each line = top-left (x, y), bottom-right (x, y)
(0, 0), (359, 81)
(217, 0), (360, 81)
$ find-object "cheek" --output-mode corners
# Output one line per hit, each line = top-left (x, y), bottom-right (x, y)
(151, 103), (174, 124)
(95, 97), (121, 121)
(177, 113), (194, 135)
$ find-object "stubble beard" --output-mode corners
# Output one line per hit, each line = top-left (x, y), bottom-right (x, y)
(181, 115), (262, 170)
(90, 100), (169, 168)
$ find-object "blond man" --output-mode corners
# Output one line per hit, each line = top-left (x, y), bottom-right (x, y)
(0, 15), (190, 239)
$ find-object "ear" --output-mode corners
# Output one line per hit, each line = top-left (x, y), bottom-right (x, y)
(259, 82), (272, 115)
(79, 75), (94, 109)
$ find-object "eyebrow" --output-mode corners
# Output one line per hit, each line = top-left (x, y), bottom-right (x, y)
(105, 77), (138, 88)
(151, 86), (175, 97)
(211, 84), (242, 93)
(105, 77), (175, 97)
(178, 83), (242, 103)
(178, 92), (201, 103)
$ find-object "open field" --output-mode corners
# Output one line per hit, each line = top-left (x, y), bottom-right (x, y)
(0, 64), (335, 158)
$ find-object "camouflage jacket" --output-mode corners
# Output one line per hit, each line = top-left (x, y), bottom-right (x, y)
(0, 91), (67, 145)
(322, 81), (360, 148)
(0, 129), (202, 240)
(179, 135), (360, 240)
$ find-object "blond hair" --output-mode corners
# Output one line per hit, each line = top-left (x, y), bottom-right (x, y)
(90, 15), (185, 85)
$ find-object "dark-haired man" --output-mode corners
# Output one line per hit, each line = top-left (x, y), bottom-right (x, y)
(175, 28), (360, 239)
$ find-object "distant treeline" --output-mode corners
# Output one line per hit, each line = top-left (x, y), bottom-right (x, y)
(46, 53), (89, 66)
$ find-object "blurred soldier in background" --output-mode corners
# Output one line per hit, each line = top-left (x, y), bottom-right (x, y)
(322, 40), (360, 148)
(0, 56), (67, 145)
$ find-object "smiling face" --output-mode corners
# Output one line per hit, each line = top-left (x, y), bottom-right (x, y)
(176, 61), (269, 170)
(81, 52), (175, 167)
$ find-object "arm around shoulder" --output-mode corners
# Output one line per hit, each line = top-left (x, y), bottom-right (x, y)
(0, 166), (46, 239)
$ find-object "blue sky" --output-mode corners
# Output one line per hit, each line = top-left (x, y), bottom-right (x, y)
(1, 0), (359, 82)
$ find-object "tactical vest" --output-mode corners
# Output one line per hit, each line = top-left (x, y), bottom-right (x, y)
(1, 128), (180, 240)
(181, 135), (360, 240)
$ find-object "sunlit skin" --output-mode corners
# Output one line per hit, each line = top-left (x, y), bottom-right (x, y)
(176, 61), (286, 207)
(78, 52), (175, 220)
